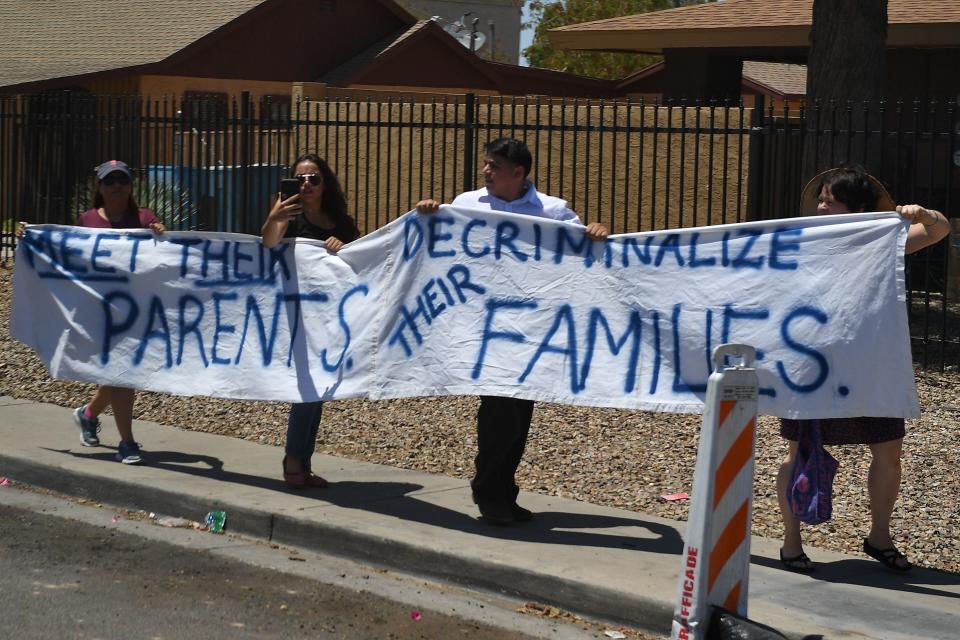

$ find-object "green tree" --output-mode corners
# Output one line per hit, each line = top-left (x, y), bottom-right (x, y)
(523, 0), (712, 79)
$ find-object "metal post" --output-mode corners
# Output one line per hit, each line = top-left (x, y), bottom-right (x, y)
(488, 20), (496, 60)
(239, 91), (251, 234)
(462, 93), (476, 194)
(746, 94), (765, 220)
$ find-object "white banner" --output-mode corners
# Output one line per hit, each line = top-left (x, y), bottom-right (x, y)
(12, 208), (919, 418)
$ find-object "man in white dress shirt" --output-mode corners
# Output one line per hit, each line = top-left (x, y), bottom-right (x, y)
(416, 137), (609, 525)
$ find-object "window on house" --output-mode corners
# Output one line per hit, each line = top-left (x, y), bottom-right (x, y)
(182, 91), (228, 130)
(262, 94), (292, 127)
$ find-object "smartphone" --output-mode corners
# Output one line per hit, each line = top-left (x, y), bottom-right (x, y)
(280, 178), (300, 200)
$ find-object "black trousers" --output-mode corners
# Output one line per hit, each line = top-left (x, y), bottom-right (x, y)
(471, 395), (535, 503)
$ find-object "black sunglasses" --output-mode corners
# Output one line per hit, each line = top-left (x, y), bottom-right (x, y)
(296, 173), (322, 186)
(101, 173), (131, 186)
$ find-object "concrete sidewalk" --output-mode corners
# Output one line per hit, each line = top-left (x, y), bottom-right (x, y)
(1, 395), (957, 639)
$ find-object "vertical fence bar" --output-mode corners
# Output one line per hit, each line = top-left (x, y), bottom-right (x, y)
(908, 99), (922, 359)
(584, 99), (592, 223)
(678, 101), (687, 228)
(559, 97), (566, 199)
(440, 96), (448, 204)
(622, 97), (632, 234)
(229, 95), (240, 234)
(610, 99), (618, 233)
(374, 100), (382, 228)
(597, 99), (606, 227)
(533, 95), (542, 190)
(546, 96), (554, 196)
(720, 102), (730, 225)
(691, 100), (701, 227)
(361, 98), (371, 232)
(651, 98), (660, 230)
(385, 94), (393, 217)
(0, 97), (10, 262)
(239, 92), (251, 234)
(462, 93), (476, 194)
(734, 100), (745, 223)
(451, 96), (460, 200)
(639, 98), (648, 231)
(943, 100), (957, 368)
(706, 101), (715, 226)
(571, 98), (579, 216)
(428, 97), (436, 208)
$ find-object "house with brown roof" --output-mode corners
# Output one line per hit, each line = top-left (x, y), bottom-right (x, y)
(314, 18), (619, 99)
(620, 60), (806, 108)
(0, 0), (618, 102)
(549, 0), (960, 101)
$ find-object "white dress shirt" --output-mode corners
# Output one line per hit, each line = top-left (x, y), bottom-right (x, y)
(451, 182), (581, 224)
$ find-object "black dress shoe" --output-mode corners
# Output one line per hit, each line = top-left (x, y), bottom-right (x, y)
(510, 502), (533, 522)
(476, 500), (515, 526)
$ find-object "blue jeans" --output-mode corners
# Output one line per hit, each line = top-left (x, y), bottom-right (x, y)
(285, 401), (323, 473)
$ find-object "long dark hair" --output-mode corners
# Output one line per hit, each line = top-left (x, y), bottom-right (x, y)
(292, 153), (359, 240)
(92, 165), (139, 216)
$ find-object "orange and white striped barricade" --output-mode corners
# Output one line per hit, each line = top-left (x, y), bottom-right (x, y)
(671, 343), (758, 640)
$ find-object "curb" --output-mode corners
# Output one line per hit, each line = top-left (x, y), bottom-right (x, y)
(1, 453), (674, 635)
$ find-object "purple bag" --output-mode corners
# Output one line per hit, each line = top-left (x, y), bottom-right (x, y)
(787, 420), (839, 525)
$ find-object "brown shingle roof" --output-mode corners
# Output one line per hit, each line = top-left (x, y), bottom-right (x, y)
(321, 19), (430, 86)
(742, 61), (806, 97)
(555, 0), (811, 31)
(0, 0), (266, 88)
(617, 59), (806, 98)
(550, 0), (960, 52)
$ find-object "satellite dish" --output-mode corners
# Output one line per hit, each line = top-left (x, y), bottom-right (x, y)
(443, 22), (486, 51)
(457, 30), (486, 51)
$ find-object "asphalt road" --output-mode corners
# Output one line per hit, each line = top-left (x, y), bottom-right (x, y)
(0, 485), (625, 640)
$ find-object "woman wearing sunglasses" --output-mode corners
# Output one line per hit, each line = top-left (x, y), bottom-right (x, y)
(261, 153), (360, 489)
(74, 160), (166, 464)
(17, 160), (164, 462)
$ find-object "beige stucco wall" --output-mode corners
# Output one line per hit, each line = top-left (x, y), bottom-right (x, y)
(139, 75), (292, 102)
(292, 98), (751, 236)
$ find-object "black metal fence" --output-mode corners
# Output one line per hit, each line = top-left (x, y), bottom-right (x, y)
(1, 91), (958, 368)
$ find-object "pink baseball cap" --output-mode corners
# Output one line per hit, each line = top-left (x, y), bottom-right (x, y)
(94, 160), (131, 181)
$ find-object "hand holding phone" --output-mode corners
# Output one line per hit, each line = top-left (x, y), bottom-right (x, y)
(280, 178), (300, 201)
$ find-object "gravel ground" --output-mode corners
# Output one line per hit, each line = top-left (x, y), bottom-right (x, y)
(2, 265), (958, 576)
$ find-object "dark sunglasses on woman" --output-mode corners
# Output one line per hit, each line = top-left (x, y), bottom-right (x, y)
(101, 173), (131, 186)
(296, 173), (322, 186)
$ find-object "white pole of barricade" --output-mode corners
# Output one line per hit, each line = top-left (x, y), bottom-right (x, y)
(671, 344), (758, 640)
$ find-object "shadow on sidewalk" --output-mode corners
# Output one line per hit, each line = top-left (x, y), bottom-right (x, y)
(46, 447), (683, 554)
(321, 480), (684, 555)
(751, 553), (960, 600)
(45, 447), (279, 491)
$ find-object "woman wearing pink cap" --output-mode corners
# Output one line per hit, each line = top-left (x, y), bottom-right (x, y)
(72, 160), (165, 464)
(17, 160), (167, 464)
(17, 160), (165, 462)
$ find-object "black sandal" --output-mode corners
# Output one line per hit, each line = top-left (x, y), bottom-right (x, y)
(863, 538), (912, 572)
(779, 549), (815, 573)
